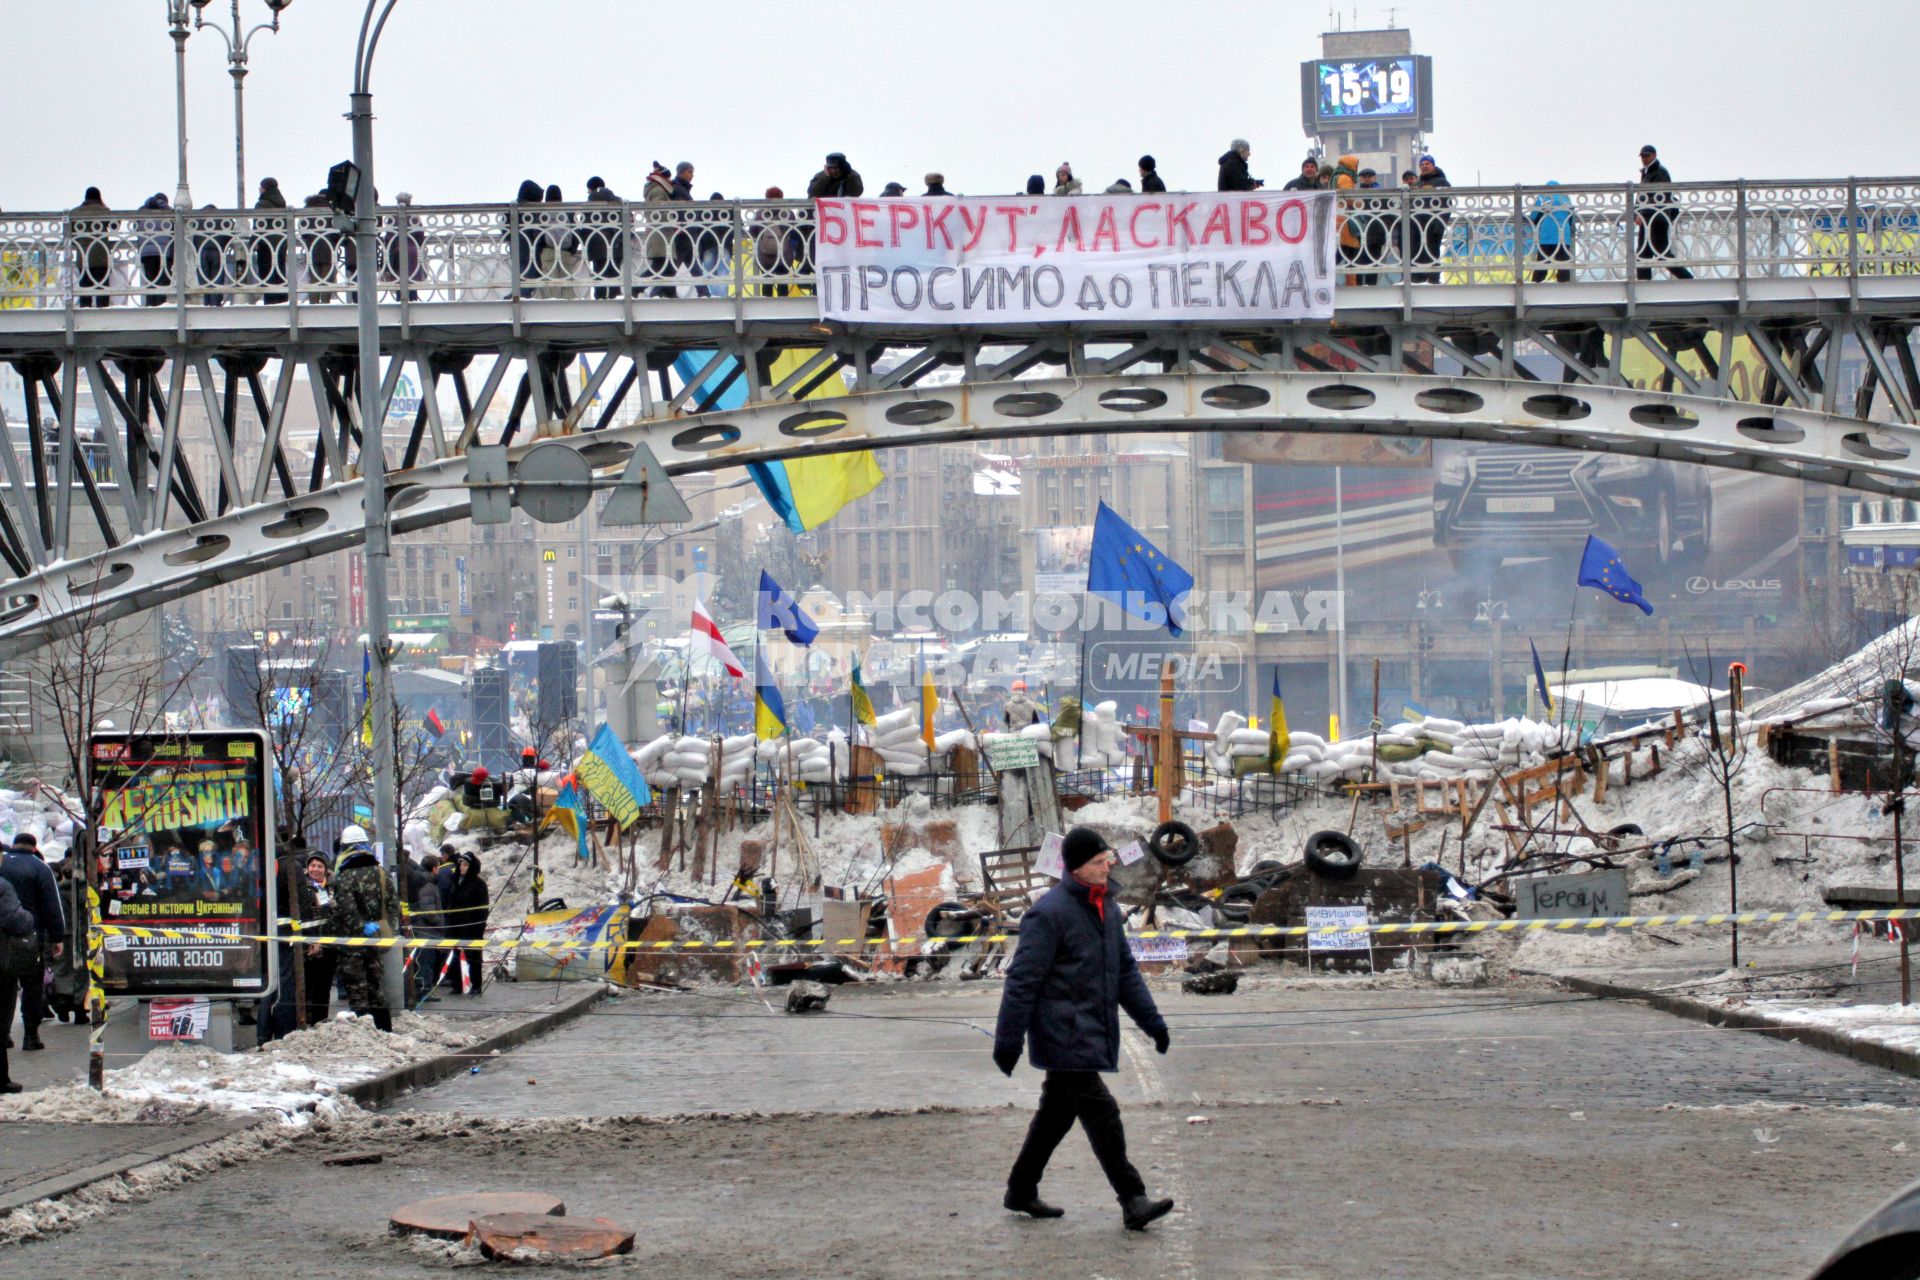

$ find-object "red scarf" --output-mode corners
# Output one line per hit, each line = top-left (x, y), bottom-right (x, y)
(1087, 882), (1107, 922)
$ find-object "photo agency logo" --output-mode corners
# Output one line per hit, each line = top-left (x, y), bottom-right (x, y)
(1087, 641), (1246, 697)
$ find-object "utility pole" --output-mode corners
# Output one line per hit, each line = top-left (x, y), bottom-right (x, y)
(350, 0), (404, 1012)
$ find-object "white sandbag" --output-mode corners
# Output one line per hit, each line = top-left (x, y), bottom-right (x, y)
(786, 736), (824, 757)
(672, 766), (709, 786)
(1421, 716), (1466, 735)
(933, 728), (975, 753)
(1287, 731), (1327, 750)
(636, 737), (675, 768)
(1016, 722), (1051, 740)
(721, 733), (756, 754)
(1227, 742), (1270, 758)
(1213, 710), (1247, 739)
(674, 735), (708, 753)
(1227, 727), (1270, 747)
(884, 756), (928, 776)
(666, 749), (710, 771)
(1302, 760), (1347, 781)
(873, 707), (916, 734)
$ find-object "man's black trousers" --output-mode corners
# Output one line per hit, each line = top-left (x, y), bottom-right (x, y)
(1007, 1070), (1146, 1202)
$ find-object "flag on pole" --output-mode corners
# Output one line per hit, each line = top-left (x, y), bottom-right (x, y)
(920, 662), (937, 751)
(850, 654), (877, 728)
(757, 570), (820, 646)
(691, 599), (745, 678)
(1530, 640), (1555, 718)
(576, 723), (654, 828)
(540, 774), (591, 861)
(1086, 501), (1195, 636)
(425, 708), (447, 740)
(1576, 535), (1654, 615)
(360, 647), (374, 748)
(754, 645), (788, 740)
(1266, 666), (1291, 770)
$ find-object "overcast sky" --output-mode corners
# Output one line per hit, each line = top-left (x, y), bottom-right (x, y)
(5, 0), (1914, 211)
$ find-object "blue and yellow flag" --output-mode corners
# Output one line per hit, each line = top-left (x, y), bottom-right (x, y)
(1087, 501), (1195, 636)
(1266, 666), (1290, 770)
(576, 723), (652, 829)
(754, 645), (788, 740)
(850, 654), (877, 728)
(360, 646), (374, 748)
(540, 773), (591, 861)
(672, 348), (884, 532)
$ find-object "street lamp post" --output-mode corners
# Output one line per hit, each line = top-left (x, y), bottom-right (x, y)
(1474, 596), (1509, 719)
(190, 0), (293, 209)
(350, 0), (403, 1012)
(166, 0), (195, 209)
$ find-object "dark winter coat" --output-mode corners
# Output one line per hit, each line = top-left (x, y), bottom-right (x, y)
(1638, 159), (1677, 210)
(445, 854), (489, 941)
(806, 165), (864, 199)
(0, 850), (64, 940)
(1217, 149), (1258, 192)
(0, 874), (33, 939)
(1139, 169), (1167, 194)
(994, 875), (1165, 1072)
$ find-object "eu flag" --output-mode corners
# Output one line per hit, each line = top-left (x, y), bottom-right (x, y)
(1576, 535), (1654, 616)
(1087, 501), (1195, 636)
(757, 570), (819, 646)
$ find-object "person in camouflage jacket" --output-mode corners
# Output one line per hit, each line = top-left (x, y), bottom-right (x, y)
(324, 839), (400, 1032)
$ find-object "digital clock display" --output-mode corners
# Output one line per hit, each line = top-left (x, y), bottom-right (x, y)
(1315, 57), (1418, 120)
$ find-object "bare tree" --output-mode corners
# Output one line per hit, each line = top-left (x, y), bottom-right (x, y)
(13, 593), (202, 1085)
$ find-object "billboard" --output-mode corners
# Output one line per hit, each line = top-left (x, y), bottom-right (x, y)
(1033, 526), (1092, 598)
(1247, 333), (1834, 725)
(89, 729), (277, 999)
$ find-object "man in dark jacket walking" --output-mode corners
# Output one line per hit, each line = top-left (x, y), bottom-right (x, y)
(1137, 156), (1166, 194)
(993, 827), (1174, 1231)
(0, 834), (63, 1052)
(1635, 144), (1693, 280)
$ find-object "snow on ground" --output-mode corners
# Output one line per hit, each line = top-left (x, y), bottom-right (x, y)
(1724, 1000), (1920, 1054)
(0, 1010), (476, 1127)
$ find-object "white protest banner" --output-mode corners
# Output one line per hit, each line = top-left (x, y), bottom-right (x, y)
(815, 193), (1337, 326)
(1034, 831), (1065, 880)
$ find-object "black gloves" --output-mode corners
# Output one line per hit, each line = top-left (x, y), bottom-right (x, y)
(993, 1045), (1020, 1077)
(1152, 1027), (1170, 1055)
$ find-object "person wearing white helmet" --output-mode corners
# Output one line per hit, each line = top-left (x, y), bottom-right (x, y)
(323, 824), (397, 1031)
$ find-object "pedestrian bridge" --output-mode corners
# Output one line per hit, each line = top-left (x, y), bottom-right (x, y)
(0, 178), (1916, 656)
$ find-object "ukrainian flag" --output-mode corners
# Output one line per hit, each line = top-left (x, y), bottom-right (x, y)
(755, 644), (788, 741)
(671, 347), (883, 532)
(850, 654), (877, 728)
(541, 774), (591, 861)
(1266, 667), (1290, 771)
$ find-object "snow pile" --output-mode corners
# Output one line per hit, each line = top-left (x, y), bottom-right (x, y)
(1751, 615), (1920, 719)
(0, 1011), (473, 1127)
(1735, 1001), (1920, 1054)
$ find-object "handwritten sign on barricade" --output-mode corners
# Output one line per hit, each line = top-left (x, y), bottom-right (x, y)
(984, 735), (1040, 772)
(1305, 905), (1371, 952)
(815, 193), (1337, 326)
(1517, 869), (1630, 921)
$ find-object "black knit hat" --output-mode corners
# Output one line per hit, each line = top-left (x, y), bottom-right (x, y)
(1061, 826), (1110, 872)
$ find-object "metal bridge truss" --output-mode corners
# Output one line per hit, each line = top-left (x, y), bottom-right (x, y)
(0, 177), (1917, 658)
(3, 302), (1919, 660)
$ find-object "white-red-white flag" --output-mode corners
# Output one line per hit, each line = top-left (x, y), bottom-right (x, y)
(691, 599), (745, 678)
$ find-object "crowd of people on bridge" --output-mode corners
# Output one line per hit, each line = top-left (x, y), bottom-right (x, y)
(44, 140), (1702, 307)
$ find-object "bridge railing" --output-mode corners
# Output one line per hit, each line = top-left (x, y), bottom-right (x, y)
(2, 179), (1915, 312)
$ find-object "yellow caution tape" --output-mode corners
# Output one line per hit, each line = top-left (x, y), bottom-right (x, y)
(89, 907), (1920, 955)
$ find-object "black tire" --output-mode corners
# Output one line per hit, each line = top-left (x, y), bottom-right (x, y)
(1303, 830), (1362, 881)
(923, 901), (984, 939)
(1220, 881), (1265, 905)
(1607, 823), (1643, 839)
(1248, 859), (1287, 876)
(1149, 820), (1200, 868)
